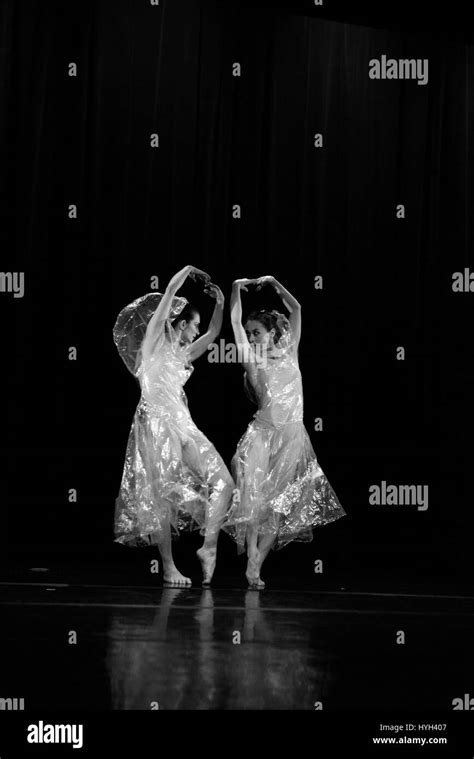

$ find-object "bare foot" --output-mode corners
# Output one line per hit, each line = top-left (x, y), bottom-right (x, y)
(196, 546), (217, 587)
(163, 568), (192, 588)
(246, 550), (265, 590)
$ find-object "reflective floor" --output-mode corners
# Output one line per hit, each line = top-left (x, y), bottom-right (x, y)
(1, 581), (473, 710)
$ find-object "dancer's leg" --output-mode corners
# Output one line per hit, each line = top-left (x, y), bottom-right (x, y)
(242, 435), (269, 589)
(245, 523), (265, 589)
(181, 435), (235, 585)
(204, 471), (235, 545)
(254, 530), (277, 579)
(197, 469), (235, 585)
(246, 523), (259, 559)
(151, 517), (192, 587)
(148, 428), (191, 587)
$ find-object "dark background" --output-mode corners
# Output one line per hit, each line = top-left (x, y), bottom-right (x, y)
(1, 0), (472, 587)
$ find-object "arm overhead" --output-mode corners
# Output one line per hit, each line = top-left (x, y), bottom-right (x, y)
(230, 278), (258, 375)
(188, 283), (225, 362)
(142, 265), (210, 362)
(255, 275), (301, 347)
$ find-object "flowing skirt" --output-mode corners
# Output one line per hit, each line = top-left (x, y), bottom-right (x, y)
(114, 398), (233, 547)
(222, 418), (346, 553)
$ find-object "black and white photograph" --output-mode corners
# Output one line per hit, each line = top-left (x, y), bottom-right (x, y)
(0, 0), (473, 754)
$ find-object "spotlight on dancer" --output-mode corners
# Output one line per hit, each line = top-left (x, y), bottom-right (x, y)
(222, 275), (346, 589)
(113, 265), (235, 588)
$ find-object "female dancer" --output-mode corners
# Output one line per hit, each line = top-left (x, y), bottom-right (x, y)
(223, 275), (346, 588)
(113, 265), (235, 587)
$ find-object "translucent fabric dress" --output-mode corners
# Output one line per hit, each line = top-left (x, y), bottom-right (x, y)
(113, 293), (233, 548)
(222, 318), (346, 552)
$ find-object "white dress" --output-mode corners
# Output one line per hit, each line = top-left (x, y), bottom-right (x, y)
(222, 327), (346, 552)
(114, 319), (233, 547)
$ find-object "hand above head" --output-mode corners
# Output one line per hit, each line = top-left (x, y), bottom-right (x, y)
(188, 266), (211, 285)
(255, 275), (276, 291)
(204, 282), (224, 305)
(232, 278), (256, 292)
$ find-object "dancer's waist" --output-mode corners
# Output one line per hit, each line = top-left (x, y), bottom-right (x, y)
(253, 411), (303, 430)
(138, 395), (190, 416)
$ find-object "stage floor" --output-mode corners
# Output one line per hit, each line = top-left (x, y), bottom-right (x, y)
(1, 578), (473, 710)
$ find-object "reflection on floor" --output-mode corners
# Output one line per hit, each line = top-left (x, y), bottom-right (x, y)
(0, 583), (473, 710)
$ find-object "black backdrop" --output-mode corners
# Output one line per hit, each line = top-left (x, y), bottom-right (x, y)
(1, 0), (472, 585)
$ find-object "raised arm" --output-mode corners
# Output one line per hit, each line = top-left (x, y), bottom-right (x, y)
(255, 275), (301, 347)
(142, 264), (210, 361)
(187, 283), (225, 362)
(230, 279), (257, 374)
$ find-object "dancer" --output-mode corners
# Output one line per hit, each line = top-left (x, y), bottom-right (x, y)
(113, 265), (235, 587)
(223, 275), (346, 589)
